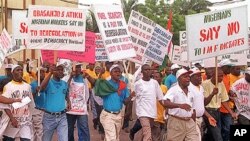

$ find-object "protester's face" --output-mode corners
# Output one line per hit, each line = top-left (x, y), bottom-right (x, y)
(245, 73), (250, 83)
(178, 73), (190, 87)
(54, 66), (64, 79)
(95, 67), (101, 74)
(172, 68), (179, 75)
(212, 69), (224, 83)
(153, 72), (162, 84)
(221, 65), (231, 75)
(190, 73), (202, 85)
(106, 63), (113, 70)
(88, 64), (95, 70)
(205, 68), (213, 79)
(75, 65), (82, 75)
(12, 66), (23, 82)
(231, 66), (241, 76)
(111, 67), (121, 81)
(142, 65), (152, 78)
(40, 70), (45, 80)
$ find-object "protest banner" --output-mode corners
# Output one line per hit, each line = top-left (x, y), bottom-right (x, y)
(28, 5), (86, 51)
(0, 29), (12, 67)
(204, 53), (247, 68)
(179, 31), (187, 47)
(41, 50), (54, 64)
(186, 5), (248, 61)
(92, 4), (136, 61)
(12, 10), (28, 48)
(144, 24), (172, 65)
(58, 31), (96, 63)
(171, 45), (189, 67)
(127, 10), (156, 64)
(95, 33), (108, 61)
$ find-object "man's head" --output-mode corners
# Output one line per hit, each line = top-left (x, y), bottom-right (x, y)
(4, 64), (12, 77)
(219, 59), (233, 75)
(170, 64), (181, 75)
(141, 64), (152, 79)
(88, 63), (95, 71)
(95, 66), (101, 74)
(211, 68), (224, 83)
(36, 68), (46, 80)
(194, 63), (203, 70)
(75, 64), (82, 75)
(153, 71), (163, 84)
(205, 67), (214, 79)
(54, 64), (65, 79)
(42, 61), (50, 73)
(231, 66), (241, 76)
(176, 68), (192, 88)
(245, 67), (250, 83)
(11, 65), (23, 82)
(110, 64), (123, 82)
(190, 67), (202, 86)
(105, 61), (114, 71)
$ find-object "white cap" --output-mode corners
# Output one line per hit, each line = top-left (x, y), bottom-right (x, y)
(4, 64), (13, 69)
(11, 65), (21, 72)
(245, 67), (250, 75)
(171, 64), (181, 70)
(190, 67), (201, 76)
(109, 64), (124, 72)
(176, 68), (193, 79)
(219, 59), (234, 67)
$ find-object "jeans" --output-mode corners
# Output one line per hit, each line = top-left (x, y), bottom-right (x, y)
(221, 112), (232, 141)
(204, 109), (223, 141)
(94, 100), (104, 134)
(3, 136), (30, 141)
(42, 112), (68, 141)
(67, 114), (90, 141)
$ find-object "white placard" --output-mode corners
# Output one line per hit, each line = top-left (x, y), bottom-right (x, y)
(171, 45), (189, 67)
(0, 29), (12, 67)
(92, 4), (136, 61)
(27, 5), (86, 51)
(186, 5), (249, 61)
(95, 33), (108, 61)
(127, 10), (155, 64)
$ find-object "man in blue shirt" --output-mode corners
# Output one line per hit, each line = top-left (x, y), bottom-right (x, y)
(66, 64), (90, 141)
(40, 64), (69, 141)
(99, 64), (134, 141)
(30, 68), (46, 141)
(164, 63), (181, 89)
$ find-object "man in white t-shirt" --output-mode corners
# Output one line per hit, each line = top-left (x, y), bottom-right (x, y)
(134, 64), (164, 141)
(2, 65), (35, 141)
(163, 68), (198, 141)
(231, 67), (250, 125)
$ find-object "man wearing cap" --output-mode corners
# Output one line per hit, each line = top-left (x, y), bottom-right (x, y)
(163, 68), (198, 141)
(164, 63), (180, 89)
(95, 64), (133, 141)
(66, 64), (90, 141)
(219, 59), (235, 141)
(202, 68), (237, 141)
(2, 65), (35, 141)
(231, 67), (250, 125)
(134, 64), (164, 141)
(40, 64), (70, 141)
(30, 67), (47, 141)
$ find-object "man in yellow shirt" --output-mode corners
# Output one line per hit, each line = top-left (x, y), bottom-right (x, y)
(152, 71), (167, 141)
(101, 61), (113, 79)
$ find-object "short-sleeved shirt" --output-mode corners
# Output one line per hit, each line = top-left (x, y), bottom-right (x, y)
(44, 78), (68, 112)
(202, 80), (229, 109)
(188, 83), (205, 117)
(2, 80), (34, 139)
(164, 74), (177, 89)
(135, 79), (164, 119)
(30, 80), (46, 109)
(164, 84), (194, 118)
(231, 78), (250, 120)
(102, 79), (130, 112)
(155, 84), (167, 123)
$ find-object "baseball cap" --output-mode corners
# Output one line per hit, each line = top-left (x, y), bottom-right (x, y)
(4, 64), (13, 69)
(176, 68), (193, 79)
(171, 64), (181, 70)
(190, 67), (202, 76)
(109, 64), (123, 72)
(219, 59), (234, 67)
(245, 67), (250, 75)
(11, 65), (21, 72)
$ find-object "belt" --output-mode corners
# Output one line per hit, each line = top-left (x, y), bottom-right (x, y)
(170, 115), (191, 121)
(104, 109), (120, 115)
(44, 109), (66, 116)
(206, 108), (219, 111)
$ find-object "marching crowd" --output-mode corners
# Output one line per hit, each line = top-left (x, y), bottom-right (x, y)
(0, 58), (249, 141)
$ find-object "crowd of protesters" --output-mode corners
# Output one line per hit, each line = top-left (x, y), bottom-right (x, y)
(0, 58), (249, 141)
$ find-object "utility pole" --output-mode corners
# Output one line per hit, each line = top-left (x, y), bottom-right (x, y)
(4, 0), (7, 29)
